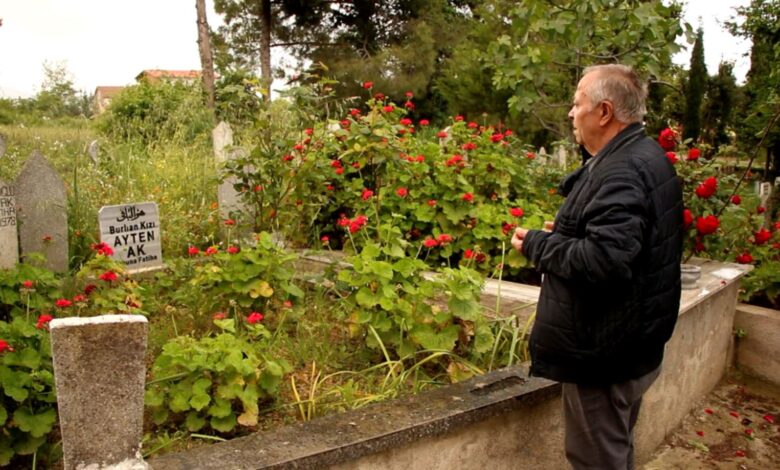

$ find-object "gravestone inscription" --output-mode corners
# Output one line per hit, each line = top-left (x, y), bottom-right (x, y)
(0, 180), (19, 269)
(14, 151), (69, 272)
(99, 202), (163, 272)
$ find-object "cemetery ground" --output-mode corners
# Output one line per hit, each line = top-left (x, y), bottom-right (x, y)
(1, 94), (779, 468)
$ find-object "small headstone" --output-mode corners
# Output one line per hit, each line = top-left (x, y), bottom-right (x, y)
(0, 133), (6, 159)
(14, 151), (69, 272)
(87, 139), (99, 165)
(50, 315), (149, 470)
(99, 202), (163, 273)
(212, 121), (248, 223)
(758, 182), (772, 206)
(0, 180), (19, 269)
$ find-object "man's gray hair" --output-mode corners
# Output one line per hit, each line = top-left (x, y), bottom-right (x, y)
(582, 64), (647, 124)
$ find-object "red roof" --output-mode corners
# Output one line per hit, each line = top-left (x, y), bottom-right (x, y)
(135, 70), (202, 82)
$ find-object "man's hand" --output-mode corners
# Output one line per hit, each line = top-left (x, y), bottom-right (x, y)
(511, 227), (529, 253)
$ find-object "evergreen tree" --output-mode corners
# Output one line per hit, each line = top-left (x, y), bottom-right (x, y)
(683, 27), (706, 142)
(701, 61), (736, 152)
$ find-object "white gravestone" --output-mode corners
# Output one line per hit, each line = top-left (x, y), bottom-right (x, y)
(213, 121), (248, 222)
(99, 202), (163, 273)
(759, 182), (772, 206)
(0, 180), (19, 269)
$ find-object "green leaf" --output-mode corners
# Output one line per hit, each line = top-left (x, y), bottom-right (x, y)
(169, 390), (192, 413)
(473, 324), (495, 355)
(144, 388), (165, 407)
(185, 411), (207, 432)
(410, 324), (459, 351)
(370, 261), (394, 280)
(210, 414), (237, 433)
(152, 407), (169, 425)
(506, 249), (528, 268)
(0, 435), (13, 465)
(283, 283), (304, 298)
(208, 398), (233, 418)
(190, 393), (211, 411)
(0, 404), (6, 425)
(214, 318), (235, 332)
(449, 297), (480, 321)
(12, 434), (46, 456)
(13, 407), (57, 438)
(356, 287), (380, 307)
(4, 348), (41, 370)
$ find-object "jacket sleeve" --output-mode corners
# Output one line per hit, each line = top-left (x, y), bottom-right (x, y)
(523, 176), (648, 283)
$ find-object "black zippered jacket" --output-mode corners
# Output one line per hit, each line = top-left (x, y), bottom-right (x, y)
(523, 123), (684, 385)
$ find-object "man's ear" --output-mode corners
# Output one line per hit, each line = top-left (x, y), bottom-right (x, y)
(599, 101), (614, 126)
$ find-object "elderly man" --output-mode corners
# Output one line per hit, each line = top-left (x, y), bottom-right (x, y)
(511, 64), (683, 470)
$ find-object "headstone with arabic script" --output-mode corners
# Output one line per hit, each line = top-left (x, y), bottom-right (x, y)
(0, 180), (19, 269)
(14, 151), (69, 272)
(99, 202), (163, 273)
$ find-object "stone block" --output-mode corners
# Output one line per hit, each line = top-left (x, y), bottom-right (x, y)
(0, 179), (18, 269)
(735, 303), (780, 385)
(50, 315), (149, 470)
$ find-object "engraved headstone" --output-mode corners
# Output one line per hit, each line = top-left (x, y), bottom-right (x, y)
(0, 180), (19, 269)
(213, 121), (248, 223)
(759, 182), (772, 206)
(87, 139), (99, 165)
(50, 315), (149, 470)
(14, 151), (68, 272)
(99, 202), (163, 273)
(0, 133), (6, 159)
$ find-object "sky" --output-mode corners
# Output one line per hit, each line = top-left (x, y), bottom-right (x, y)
(0, 0), (753, 99)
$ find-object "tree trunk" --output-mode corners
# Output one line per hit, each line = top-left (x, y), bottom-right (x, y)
(260, 0), (272, 102)
(196, 0), (216, 110)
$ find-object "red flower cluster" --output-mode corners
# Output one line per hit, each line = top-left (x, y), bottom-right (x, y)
(526, 152), (536, 159)
(0, 339), (13, 353)
(696, 215), (720, 235)
(91, 242), (114, 256)
(224, 218), (236, 226)
(205, 246), (218, 255)
(502, 222), (516, 236)
(462, 142), (477, 151)
(462, 192), (474, 203)
(36, 314), (53, 330)
(427, 199), (437, 207)
(362, 81), (373, 89)
(736, 252), (754, 264)
(731, 195), (741, 205)
(695, 177), (718, 198)
(683, 209), (693, 228)
(56, 298), (72, 308)
(464, 249), (487, 263)
(213, 312), (227, 320)
(361, 188), (374, 200)
(445, 154), (465, 167)
(383, 105), (394, 113)
(687, 148), (701, 161)
(22, 280), (34, 289)
(437, 233), (453, 245)
(665, 152), (678, 165)
(99, 270), (118, 282)
(188, 246), (199, 256)
(754, 228), (772, 245)
(73, 294), (87, 303)
(419, 119), (430, 126)
(227, 245), (240, 254)
(246, 312), (264, 324)
(423, 238), (438, 248)
(509, 207), (524, 218)
(400, 118), (413, 126)
(396, 187), (408, 197)
(467, 121), (479, 129)
(490, 133), (504, 143)
(658, 128), (676, 151)
(339, 214), (368, 234)
(436, 131), (448, 139)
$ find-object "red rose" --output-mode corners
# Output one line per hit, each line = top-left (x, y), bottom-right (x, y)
(227, 245), (240, 254)
(91, 242), (114, 256)
(396, 187), (408, 197)
(490, 133), (503, 143)
(687, 148), (701, 161)
(349, 108), (361, 116)
(400, 118), (412, 126)
(436, 131), (448, 138)
(462, 192), (474, 202)
(509, 207), (524, 218)
(22, 280), (34, 289)
(0, 340), (13, 353)
(665, 152), (678, 164)
(683, 209), (693, 228)
(437, 234), (453, 244)
(736, 252), (753, 264)
(99, 271), (118, 282)
(695, 177), (717, 198)
(362, 81), (373, 89)
(731, 195), (741, 205)
(56, 298), (72, 308)
(754, 228), (772, 245)
(419, 119), (430, 126)
(335, 167), (344, 175)
(383, 105), (394, 113)
(362, 188), (374, 200)
(188, 246), (199, 256)
(696, 215), (720, 235)
(246, 312), (264, 324)
(757, 206), (766, 214)
(36, 314), (54, 330)
(84, 284), (97, 296)
(423, 238), (438, 248)
(657, 128), (676, 151)
(404, 101), (415, 110)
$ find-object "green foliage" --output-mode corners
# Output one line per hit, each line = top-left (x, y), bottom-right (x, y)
(702, 62), (737, 152)
(0, 316), (57, 466)
(0, 259), (61, 322)
(95, 81), (214, 145)
(145, 331), (291, 435)
(683, 28), (707, 142)
(189, 232), (303, 314)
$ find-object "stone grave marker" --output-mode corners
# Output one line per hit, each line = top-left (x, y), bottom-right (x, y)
(14, 151), (69, 272)
(50, 315), (149, 470)
(99, 202), (163, 273)
(759, 182), (772, 206)
(213, 121), (248, 223)
(86, 139), (99, 165)
(553, 145), (568, 167)
(0, 180), (19, 269)
(0, 133), (6, 158)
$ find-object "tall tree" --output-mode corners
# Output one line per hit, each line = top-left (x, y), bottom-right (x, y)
(683, 27), (706, 142)
(196, 0), (217, 109)
(701, 61), (737, 152)
(439, 0), (688, 142)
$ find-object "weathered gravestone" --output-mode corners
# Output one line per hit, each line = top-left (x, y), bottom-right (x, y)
(87, 139), (99, 166)
(99, 202), (163, 273)
(0, 180), (19, 269)
(213, 121), (248, 222)
(759, 181), (772, 207)
(0, 133), (6, 158)
(14, 151), (69, 272)
(50, 315), (149, 470)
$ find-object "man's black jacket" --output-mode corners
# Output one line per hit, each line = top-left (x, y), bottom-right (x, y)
(523, 123), (684, 385)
